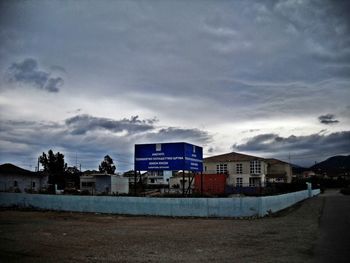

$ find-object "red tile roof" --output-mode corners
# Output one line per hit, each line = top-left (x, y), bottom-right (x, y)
(204, 152), (265, 162)
(265, 158), (290, 165)
(204, 152), (290, 165)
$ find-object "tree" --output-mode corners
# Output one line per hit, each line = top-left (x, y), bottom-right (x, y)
(39, 150), (67, 190)
(65, 166), (81, 190)
(99, 155), (116, 174)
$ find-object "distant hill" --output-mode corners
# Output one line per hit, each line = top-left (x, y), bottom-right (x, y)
(311, 155), (350, 176)
(291, 164), (309, 174)
(0, 163), (35, 175)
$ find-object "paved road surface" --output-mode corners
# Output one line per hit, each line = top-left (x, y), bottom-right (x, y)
(314, 189), (350, 263)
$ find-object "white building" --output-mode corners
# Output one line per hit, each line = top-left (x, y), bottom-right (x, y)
(0, 163), (48, 192)
(204, 152), (267, 187)
(80, 173), (129, 195)
(145, 170), (172, 186)
(265, 158), (293, 183)
(204, 152), (292, 188)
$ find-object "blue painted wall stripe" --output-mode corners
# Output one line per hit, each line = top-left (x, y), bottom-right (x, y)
(0, 190), (320, 218)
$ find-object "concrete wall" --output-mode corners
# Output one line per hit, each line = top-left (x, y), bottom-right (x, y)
(0, 189), (320, 218)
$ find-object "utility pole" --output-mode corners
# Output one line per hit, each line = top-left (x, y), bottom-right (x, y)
(288, 152), (291, 164)
(75, 153), (78, 168)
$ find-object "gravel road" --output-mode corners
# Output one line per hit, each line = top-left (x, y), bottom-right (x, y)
(0, 196), (324, 263)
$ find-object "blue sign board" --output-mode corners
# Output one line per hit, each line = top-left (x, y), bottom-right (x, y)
(134, 142), (203, 171)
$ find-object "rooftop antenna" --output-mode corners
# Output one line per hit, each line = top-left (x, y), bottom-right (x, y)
(75, 153), (78, 168)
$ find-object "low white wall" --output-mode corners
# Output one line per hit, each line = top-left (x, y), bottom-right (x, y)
(0, 189), (320, 218)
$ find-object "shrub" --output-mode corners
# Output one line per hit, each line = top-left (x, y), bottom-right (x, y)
(39, 188), (49, 194)
(63, 188), (80, 195)
(24, 188), (37, 194)
(340, 187), (350, 195)
(80, 190), (91, 195)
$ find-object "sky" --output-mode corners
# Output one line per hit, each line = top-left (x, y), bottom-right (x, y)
(0, 0), (349, 172)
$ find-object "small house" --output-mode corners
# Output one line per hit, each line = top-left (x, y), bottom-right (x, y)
(80, 173), (129, 195)
(0, 163), (48, 192)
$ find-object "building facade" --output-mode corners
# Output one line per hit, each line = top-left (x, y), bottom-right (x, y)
(265, 158), (293, 183)
(0, 163), (48, 192)
(80, 173), (129, 195)
(145, 170), (173, 186)
(204, 152), (291, 188)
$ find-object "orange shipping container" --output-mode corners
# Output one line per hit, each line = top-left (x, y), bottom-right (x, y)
(194, 174), (226, 195)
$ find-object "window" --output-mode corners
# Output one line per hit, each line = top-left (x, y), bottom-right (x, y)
(83, 182), (95, 187)
(249, 177), (261, 187)
(236, 177), (243, 187)
(216, 163), (227, 174)
(236, 163), (243, 174)
(250, 160), (261, 174)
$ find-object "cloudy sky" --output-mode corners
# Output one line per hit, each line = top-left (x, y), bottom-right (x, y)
(0, 0), (349, 171)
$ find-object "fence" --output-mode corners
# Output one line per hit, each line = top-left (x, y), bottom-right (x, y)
(0, 188), (320, 218)
(226, 182), (310, 196)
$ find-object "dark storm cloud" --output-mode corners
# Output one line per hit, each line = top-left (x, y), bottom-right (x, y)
(232, 131), (350, 161)
(153, 127), (211, 144)
(7, 58), (49, 88)
(207, 147), (214, 153)
(65, 114), (156, 135)
(45, 77), (64, 92)
(6, 58), (64, 92)
(0, 1), (349, 169)
(0, 0), (349, 123)
(0, 116), (211, 171)
(318, 114), (339, 125)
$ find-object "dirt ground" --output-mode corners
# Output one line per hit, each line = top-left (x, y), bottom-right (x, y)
(0, 197), (324, 263)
